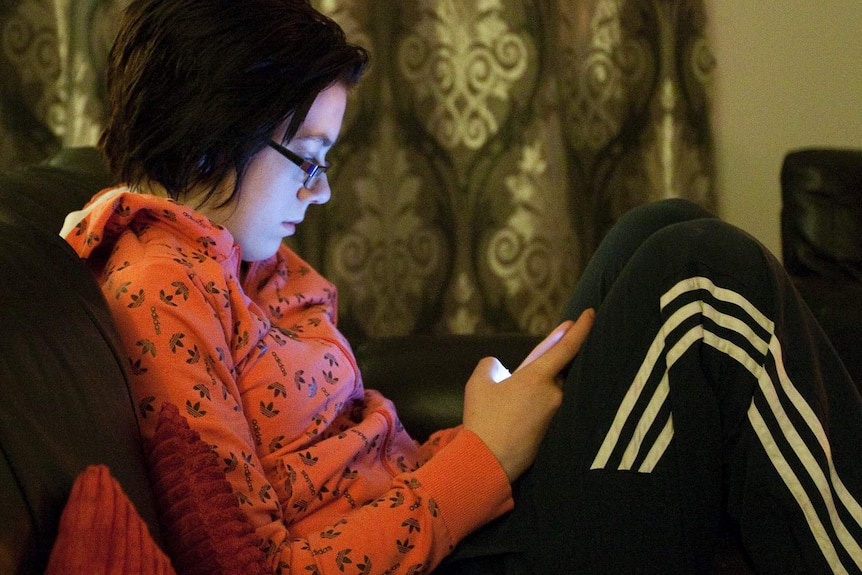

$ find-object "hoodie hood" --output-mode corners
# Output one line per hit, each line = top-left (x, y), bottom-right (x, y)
(62, 187), (239, 266)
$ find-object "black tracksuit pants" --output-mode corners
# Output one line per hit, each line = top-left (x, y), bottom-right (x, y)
(442, 199), (862, 574)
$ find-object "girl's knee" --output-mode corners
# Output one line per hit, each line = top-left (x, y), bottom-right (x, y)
(597, 199), (717, 265)
(648, 217), (775, 280)
(615, 198), (715, 231)
(658, 217), (755, 250)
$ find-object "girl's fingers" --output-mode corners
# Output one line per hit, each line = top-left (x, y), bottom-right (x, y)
(517, 320), (574, 370)
(517, 309), (595, 374)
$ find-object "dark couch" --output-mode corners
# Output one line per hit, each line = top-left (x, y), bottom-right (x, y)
(0, 148), (165, 573)
(2, 147), (858, 574)
(0, 147), (539, 574)
(781, 148), (862, 388)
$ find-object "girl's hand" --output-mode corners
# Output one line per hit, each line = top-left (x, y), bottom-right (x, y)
(462, 309), (595, 481)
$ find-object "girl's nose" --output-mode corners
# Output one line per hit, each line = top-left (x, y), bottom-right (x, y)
(298, 176), (331, 205)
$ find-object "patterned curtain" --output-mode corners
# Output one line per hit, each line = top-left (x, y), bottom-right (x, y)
(0, 0), (715, 341)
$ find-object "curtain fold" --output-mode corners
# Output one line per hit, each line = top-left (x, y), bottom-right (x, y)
(0, 0), (715, 339)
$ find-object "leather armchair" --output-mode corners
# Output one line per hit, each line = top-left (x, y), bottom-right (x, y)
(781, 148), (862, 389)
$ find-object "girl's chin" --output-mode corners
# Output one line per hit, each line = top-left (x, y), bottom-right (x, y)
(240, 239), (286, 262)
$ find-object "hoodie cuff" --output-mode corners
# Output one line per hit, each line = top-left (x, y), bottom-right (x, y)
(413, 428), (513, 544)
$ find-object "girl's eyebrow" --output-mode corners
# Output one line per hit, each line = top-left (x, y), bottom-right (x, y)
(293, 133), (334, 147)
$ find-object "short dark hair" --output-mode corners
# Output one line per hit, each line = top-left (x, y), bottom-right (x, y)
(100, 0), (369, 204)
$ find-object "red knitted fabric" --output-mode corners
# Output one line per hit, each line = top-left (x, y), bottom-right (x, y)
(147, 402), (270, 575)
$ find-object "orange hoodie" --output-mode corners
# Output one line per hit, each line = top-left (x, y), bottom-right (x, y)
(63, 188), (513, 574)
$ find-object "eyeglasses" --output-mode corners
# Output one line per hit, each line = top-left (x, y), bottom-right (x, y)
(268, 140), (330, 189)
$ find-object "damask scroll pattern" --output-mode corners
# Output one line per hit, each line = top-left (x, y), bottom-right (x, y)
(2, 1), (59, 119)
(645, 0), (714, 206)
(603, 0), (714, 222)
(1, 0), (714, 339)
(312, 0), (374, 136)
(1, 0), (61, 167)
(557, 0), (653, 153)
(328, 116), (449, 337)
(57, 0), (125, 147)
(1, 0), (127, 166)
(313, 1), (449, 338)
(397, 0), (529, 152)
(554, 0), (714, 250)
(389, 0), (550, 335)
(483, 138), (579, 334)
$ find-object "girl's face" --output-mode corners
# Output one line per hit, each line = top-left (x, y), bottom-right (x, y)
(200, 83), (348, 261)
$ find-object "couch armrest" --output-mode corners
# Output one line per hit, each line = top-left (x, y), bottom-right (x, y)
(0, 222), (162, 574)
(0, 147), (113, 232)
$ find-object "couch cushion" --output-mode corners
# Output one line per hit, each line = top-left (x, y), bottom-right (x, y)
(0, 220), (162, 574)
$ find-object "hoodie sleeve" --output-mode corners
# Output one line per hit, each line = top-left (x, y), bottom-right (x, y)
(93, 240), (512, 575)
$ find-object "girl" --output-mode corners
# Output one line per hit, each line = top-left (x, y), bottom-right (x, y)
(64, 0), (862, 573)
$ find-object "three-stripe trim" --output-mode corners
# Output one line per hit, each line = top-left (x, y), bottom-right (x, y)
(590, 276), (862, 573)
